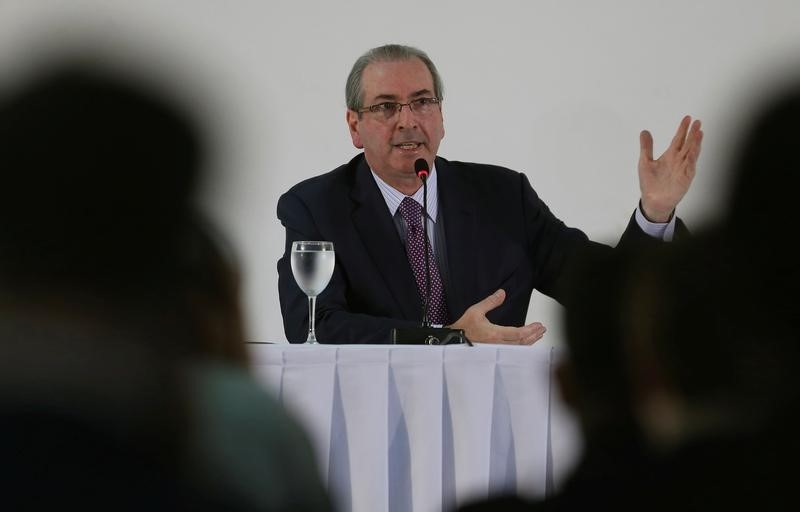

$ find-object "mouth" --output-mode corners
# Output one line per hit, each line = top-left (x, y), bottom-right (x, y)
(393, 142), (423, 151)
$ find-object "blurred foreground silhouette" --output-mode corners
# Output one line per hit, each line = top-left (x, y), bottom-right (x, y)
(458, 76), (800, 511)
(0, 59), (331, 510)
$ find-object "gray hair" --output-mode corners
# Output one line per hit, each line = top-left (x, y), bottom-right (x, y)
(345, 44), (444, 111)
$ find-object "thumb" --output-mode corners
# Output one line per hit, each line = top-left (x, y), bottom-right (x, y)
(639, 130), (653, 163)
(471, 289), (506, 316)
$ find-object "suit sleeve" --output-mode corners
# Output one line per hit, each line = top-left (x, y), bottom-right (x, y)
(277, 191), (417, 344)
(516, 172), (612, 305)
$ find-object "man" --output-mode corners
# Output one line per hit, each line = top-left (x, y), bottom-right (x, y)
(277, 44), (702, 345)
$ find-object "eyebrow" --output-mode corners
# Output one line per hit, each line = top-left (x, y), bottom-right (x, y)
(370, 88), (434, 103)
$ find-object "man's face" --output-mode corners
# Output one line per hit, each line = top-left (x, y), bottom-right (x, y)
(347, 58), (444, 188)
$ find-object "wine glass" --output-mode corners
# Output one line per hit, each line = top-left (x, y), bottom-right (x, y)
(290, 241), (335, 344)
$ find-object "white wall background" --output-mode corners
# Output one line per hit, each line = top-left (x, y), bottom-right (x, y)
(3, 0), (799, 347)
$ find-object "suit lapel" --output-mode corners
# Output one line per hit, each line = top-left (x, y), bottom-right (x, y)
(349, 156), (423, 321)
(436, 158), (481, 317)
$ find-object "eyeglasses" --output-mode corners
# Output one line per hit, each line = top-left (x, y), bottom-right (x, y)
(357, 97), (441, 120)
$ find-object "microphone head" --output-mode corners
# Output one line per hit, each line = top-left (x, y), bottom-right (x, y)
(414, 158), (429, 180)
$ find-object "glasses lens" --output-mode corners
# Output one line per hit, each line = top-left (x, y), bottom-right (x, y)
(382, 103), (399, 120)
(411, 98), (427, 114)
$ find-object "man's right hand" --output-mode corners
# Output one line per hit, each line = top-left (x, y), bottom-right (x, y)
(449, 289), (546, 345)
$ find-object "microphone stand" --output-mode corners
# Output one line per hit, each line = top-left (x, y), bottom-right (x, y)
(421, 171), (431, 328)
(391, 159), (470, 346)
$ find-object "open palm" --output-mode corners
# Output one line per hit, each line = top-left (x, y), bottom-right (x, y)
(638, 115), (703, 222)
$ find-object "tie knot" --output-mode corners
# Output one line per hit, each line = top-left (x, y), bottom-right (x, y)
(398, 197), (423, 227)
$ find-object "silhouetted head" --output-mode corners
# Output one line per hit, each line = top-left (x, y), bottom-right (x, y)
(0, 62), (204, 292)
(718, 80), (800, 426)
(726, 82), (800, 237)
(722, 80), (800, 315)
(0, 60), (247, 364)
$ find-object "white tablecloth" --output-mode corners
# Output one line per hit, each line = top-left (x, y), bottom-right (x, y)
(248, 343), (556, 512)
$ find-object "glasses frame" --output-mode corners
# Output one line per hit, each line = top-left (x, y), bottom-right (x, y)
(357, 97), (441, 119)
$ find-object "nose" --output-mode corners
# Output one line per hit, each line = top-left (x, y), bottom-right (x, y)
(396, 103), (417, 128)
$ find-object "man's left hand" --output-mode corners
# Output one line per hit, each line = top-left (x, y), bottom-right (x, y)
(638, 115), (703, 222)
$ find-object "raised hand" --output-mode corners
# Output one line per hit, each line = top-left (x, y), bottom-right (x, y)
(449, 289), (546, 345)
(638, 115), (703, 222)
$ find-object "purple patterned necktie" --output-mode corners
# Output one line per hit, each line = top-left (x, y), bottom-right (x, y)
(398, 196), (449, 325)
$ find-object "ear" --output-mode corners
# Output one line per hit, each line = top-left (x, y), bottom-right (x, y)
(346, 110), (363, 149)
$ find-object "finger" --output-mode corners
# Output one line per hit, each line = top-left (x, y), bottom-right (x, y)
(679, 119), (703, 159)
(679, 121), (702, 163)
(520, 324), (547, 345)
(469, 289), (506, 316)
(685, 129), (704, 170)
(491, 324), (524, 341)
(497, 322), (545, 345)
(668, 115), (692, 153)
(639, 130), (654, 163)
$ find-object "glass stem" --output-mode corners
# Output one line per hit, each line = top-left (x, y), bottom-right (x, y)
(306, 295), (318, 344)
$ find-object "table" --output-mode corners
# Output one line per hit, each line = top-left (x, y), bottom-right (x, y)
(248, 343), (559, 512)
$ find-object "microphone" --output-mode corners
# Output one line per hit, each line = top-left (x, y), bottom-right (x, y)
(391, 158), (470, 346)
(415, 157), (429, 181)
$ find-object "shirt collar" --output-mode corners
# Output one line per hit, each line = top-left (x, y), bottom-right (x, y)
(370, 162), (439, 222)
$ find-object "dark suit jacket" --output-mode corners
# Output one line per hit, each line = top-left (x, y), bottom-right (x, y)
(277, 154), (671, 343)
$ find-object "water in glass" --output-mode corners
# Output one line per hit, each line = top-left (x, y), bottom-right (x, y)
(291, 241), (334, 344)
